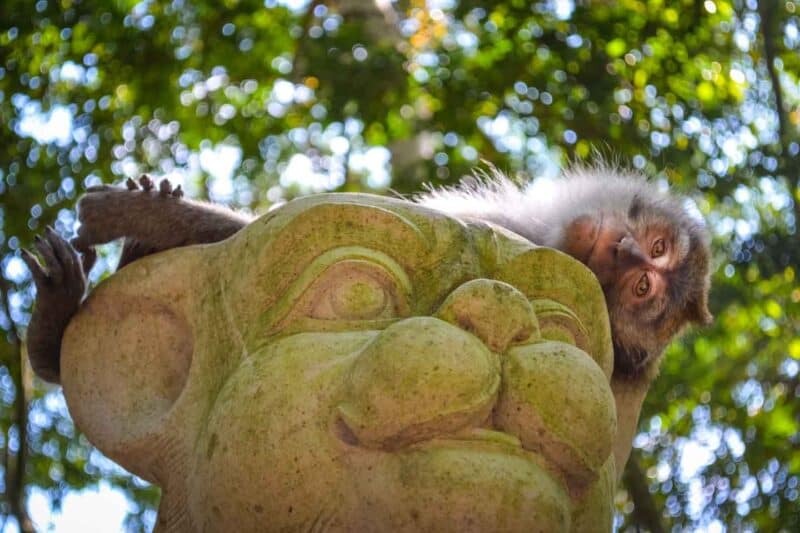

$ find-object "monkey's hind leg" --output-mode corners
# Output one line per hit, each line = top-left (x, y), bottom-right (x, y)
(21, 228), (87, 383)
(72, 175), (253, 261)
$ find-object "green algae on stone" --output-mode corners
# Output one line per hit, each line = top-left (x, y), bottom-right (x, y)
(60, 193), (618, 532)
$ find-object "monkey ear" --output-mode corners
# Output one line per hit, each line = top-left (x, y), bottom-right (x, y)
(686, 292), (713, 326)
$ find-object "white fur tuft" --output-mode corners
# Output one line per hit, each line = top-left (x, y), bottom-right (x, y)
(415, 163), (680, 248)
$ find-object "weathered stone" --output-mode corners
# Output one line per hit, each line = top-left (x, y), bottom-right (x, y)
(60, 194), (618, 532)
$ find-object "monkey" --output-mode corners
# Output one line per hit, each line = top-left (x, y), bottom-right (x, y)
(22, 166), (711, 388)
(415, 164), (713, 383)
(414, 165), (713, 472)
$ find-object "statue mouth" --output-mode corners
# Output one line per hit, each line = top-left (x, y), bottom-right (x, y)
(429, 427), (525, 449)
(336, 416), (533, 458)
(334, 409), (527, 451)
(406, 427), (543, 462)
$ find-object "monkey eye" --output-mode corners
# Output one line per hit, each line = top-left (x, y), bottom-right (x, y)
(634, 273), (651, 297)
(651, 238), (666, 258)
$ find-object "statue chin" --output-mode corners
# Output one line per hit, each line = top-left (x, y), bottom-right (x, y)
(349, 445), (573, 531)
(61, 194), (619, 532)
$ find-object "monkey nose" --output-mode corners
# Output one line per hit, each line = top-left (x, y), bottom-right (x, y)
(435, 279), (538, 352)
(616, 235), (648, 268)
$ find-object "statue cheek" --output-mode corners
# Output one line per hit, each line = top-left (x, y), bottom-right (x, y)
(336, 317), (501, 449)
(61, 295), (193, 479)
(495, 341), (617, 492)
(190, 332), (375, 530)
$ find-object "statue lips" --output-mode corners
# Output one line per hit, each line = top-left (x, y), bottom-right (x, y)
(336, 393), (531, 456)
(334, 327), (614, 502)
(408, 428), (532, 457)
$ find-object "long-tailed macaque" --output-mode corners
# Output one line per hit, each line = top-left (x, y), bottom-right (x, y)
(415, 166), (713, 381)
(414, 167), (713, 469)
(23, 167), (712, 392)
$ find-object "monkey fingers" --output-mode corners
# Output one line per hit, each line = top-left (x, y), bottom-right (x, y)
(139, 174), (155, 191)
(158, 179), (172, 196)
(51, 230), (84, 291)
(88, 179), (185, 199)
(45, 226), (80, 283)
(22, 229), (86, 310)
(158, 180), (184, 198)
(20, 248), (48, 288)
(32, 234), (63, 284)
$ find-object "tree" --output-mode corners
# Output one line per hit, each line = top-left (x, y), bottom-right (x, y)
(0, 0), (798, 530)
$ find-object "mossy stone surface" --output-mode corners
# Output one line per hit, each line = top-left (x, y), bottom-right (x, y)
(60, 194), (617, 532)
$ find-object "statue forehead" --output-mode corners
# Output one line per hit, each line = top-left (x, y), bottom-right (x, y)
(245, 194), (480, 253)
(227, 193), (535, 282)
(220, 193), (537, 323)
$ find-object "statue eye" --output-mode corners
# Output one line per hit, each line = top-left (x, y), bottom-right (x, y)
(634, 273), (650, 297)
(316, 275), (389, 320)
(308, 261), (407, 321)
(651, 238), (666, 258)
(264, 250), (413, 333)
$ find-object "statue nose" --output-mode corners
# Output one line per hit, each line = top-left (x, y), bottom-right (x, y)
(435, 279), (538, 352)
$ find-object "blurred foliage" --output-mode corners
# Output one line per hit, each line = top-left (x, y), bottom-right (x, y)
(0, 0), (798, 531)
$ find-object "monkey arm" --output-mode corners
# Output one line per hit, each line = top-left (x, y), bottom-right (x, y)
(21, 176), (253, 382)
(21, 228), (87, 383)
(72, 176), (253, 261)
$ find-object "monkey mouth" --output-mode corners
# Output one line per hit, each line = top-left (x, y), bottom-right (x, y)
(583, 216), (631, 287)
(612, 341), (650, 378)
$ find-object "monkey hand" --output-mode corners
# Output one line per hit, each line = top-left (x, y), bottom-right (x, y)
(71, 175), (185, 257)
(72, 175), (250, 268)
(21, 227), (87, 383)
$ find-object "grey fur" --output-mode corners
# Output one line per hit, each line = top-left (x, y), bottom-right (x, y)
(416, 164), (702, 254)
(417, 164), (712, 381)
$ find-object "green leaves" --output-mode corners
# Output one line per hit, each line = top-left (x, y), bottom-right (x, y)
(606, 38), (627, 58)
(0, 0), (798, 530)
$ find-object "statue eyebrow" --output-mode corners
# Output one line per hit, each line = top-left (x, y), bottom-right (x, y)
(257, 246), (413, 334)
(320, 199), (430, 250)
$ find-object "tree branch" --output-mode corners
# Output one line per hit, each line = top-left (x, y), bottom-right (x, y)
(0, 274), (33, 533)
(757, 1), (800, 227)
(758, 1), (787, 142)
(622, 450), (666, 533)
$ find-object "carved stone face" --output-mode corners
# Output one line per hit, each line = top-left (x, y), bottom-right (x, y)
(61, 195), (618, 532)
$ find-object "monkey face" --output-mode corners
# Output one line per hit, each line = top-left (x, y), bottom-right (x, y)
(562, 202), (712, 380)
(59, 195), (622, 531)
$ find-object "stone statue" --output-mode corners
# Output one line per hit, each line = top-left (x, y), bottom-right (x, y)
(60, 194), (620, 532)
